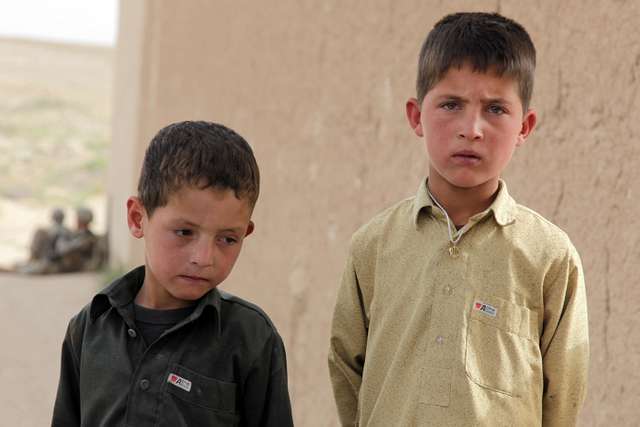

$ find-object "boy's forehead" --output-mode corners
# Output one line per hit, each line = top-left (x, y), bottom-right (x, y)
(162, 184), (253, 215)
(168, 185), (240, 202)
(430, 64), (520, 99)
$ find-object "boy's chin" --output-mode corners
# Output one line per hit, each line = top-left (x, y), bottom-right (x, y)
(160, 283), (217, 307)
(439, 174), (499, 191)
(171, 288), (214, 302)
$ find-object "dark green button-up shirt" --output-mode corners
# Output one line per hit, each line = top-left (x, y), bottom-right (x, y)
(52, 266), (293, 427)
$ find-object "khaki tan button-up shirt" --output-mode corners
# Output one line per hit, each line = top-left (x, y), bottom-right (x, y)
(329, 179), (589, 427)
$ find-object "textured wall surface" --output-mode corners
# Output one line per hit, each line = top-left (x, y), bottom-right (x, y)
(110, 1), (640, 425)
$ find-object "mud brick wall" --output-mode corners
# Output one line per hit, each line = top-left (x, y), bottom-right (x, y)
(109, 1), (640, 425)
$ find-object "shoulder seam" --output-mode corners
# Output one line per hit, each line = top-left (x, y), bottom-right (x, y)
(353, 196), (415, 239)
(514, 203), (570, 239)
(218, 291), (277, 330)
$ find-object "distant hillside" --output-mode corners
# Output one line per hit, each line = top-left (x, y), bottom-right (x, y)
(0, 38), (112, 266)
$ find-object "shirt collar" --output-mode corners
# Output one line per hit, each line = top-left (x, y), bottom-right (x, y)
(413, 178), (516, 229)
(490, 180), (517, 226)
(412, 178), (435, 228)
(89, 265), (223, 335)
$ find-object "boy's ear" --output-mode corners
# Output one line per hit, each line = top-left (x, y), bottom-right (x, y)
(126, 196), (146, 239)
(517, 108), (537, 146)
(244, 221), (255, 238)
(406, 98), (424, 137)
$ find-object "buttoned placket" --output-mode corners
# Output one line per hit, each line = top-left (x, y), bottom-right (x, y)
(117, 303), (185, 427)
(419, 215), (470, 407)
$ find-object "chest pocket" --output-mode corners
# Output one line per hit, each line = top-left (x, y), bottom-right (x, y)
(161, 364), (239, 426)
(464, 295), (540, 397)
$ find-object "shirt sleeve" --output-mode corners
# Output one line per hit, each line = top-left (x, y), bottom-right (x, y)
(51, 322), (81, 427)
(242, 331), (294, 427)
(328, 249), (369, 427)
(540, 244), (589, 426)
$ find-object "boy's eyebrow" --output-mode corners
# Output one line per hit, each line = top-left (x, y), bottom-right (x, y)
(172, 218), (246, 233)
(218, 227), (246, 234)
(172, 218), (199, 227)
(483, 97), (513, 105)
(437, 94), (467, 102)
(436, 94), (513, 105)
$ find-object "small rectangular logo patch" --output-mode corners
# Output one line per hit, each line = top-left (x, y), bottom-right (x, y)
(168, 373), (192, 392)
(474, 301), (497, 317)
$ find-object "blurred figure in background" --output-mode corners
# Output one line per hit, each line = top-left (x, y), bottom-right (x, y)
(54, 206), (98, 273)
(15, 206), (103, 274)
(28, 207), (71, 263)
(17, 207), (72, 274)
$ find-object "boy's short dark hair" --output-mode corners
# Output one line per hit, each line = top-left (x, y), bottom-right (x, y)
(416, 12), (536, 110)
(138, 120), (260, 216)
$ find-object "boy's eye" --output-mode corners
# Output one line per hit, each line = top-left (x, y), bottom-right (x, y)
(218, 236), (238, 246)
(440, 101), (460, 111)
(175, 229), (193, 237)
(487, 104), (506, 115)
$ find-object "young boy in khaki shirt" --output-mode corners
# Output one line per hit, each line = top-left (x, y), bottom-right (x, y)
(328, 12), (589, 426)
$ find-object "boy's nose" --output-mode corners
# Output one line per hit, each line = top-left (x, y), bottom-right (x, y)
(190, 238), (215, 267)
(458, 112), (484, 141)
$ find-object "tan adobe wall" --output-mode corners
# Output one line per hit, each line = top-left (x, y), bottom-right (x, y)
(109, 1), (640, 425)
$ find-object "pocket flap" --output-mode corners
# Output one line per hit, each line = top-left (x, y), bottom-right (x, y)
(469, 296), (537, 340)
(165, 364), (237, 413)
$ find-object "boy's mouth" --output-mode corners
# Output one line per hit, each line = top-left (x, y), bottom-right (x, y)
(178, 274), (210, 284)
(451, 150), (481, 163)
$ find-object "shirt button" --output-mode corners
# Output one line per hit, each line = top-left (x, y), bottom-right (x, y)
(127, 328), (137, 338)
(435, 335), (445, 345)
(140, 379), (150, 390)
(443, 285), (453, 296)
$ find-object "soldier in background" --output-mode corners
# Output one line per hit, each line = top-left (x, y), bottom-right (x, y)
(16, 206), (101, 274)
(28, 207), (71, 262)
(16, 207), (72, 274)
(54, 206), (99, 273)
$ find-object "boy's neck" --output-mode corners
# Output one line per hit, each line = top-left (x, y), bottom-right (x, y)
(427, 177), (500, 226)
(135, 280), (193, 310)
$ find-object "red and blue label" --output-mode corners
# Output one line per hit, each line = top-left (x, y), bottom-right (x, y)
(473, 301), (497, 317)
(167, 373), (192, 392)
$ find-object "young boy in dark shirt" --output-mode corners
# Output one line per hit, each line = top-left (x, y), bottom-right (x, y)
(52, 121), (293, 426)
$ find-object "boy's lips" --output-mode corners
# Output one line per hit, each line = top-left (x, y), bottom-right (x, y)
(451, 150), (481, 164)
(178, 274), (210, 284)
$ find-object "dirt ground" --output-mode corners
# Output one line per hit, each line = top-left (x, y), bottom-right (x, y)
(0, 38), (115, 425)
(0, 272), (99, 426)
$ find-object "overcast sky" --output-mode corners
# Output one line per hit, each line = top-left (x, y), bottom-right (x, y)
(0, 0), (118, 46)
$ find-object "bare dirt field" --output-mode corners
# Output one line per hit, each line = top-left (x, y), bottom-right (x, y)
(0, 38), (112, 425)
(0, 272), (100, 426)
